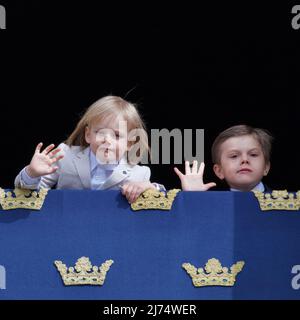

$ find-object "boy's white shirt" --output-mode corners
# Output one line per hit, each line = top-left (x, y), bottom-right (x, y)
(15, 143), (151, 190)
(230, 181), (265, 192)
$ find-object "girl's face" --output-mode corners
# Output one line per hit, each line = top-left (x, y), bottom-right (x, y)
(85, 114), (129, 164)
(213, 135), (270, 191)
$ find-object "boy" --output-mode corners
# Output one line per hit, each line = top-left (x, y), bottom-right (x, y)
(175, 125), (273, 192)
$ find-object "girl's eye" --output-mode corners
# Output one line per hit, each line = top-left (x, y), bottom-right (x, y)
(229, 155), (237, 159)
(250, 153), (258, 157)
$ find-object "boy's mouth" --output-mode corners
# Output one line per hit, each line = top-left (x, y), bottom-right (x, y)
(237, 168), (252, 173)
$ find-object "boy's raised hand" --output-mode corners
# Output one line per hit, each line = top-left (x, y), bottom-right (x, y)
(26, 143), (64, 178)
(174, 160), (216, 191)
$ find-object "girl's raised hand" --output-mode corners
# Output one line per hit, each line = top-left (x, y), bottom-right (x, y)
(26, 143), (64, 178)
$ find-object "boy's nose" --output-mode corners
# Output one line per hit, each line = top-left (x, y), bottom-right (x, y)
(241, 156), (249, 164)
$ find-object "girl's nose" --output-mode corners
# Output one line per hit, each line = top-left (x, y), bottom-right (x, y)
(103, 133), (112, 143)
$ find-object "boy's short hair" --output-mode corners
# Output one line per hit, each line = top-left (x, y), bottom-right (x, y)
(211, 124), (273, 164)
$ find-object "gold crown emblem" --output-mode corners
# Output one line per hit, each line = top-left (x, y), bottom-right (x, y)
(54, 257), (114, 286)
(182, 258), (245, 287)
(253, 190), (300, 211)
(131, 189), (181, 211)
(0, 187), (48, 210)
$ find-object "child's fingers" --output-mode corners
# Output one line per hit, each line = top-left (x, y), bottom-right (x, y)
(124, 184), (134, 200)
(128, 191), (134, 203)
(42, 144), (55, 155)
(57, 155), (64, 161)
(49, 166), (59, 174)
(35, 142), (43, 153)
(204, 182), (217, 190)
(121, 184), (129, 195)
(128, 185), (139, 203)
(174, 167), (183, 179)
(132, 188), (143, 203)
(50, 155), (64, 164)
(185, 161), (191, 175)
(129, 186), (140, 203)
(198, 162), (205, 176)
(130, 193), (138, 203)
(122, 184), (146, 202)
(192, 160), (198, 174)
(50, 148), (61, 156)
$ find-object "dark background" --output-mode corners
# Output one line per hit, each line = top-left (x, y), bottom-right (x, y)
(0, 1), (299, 190)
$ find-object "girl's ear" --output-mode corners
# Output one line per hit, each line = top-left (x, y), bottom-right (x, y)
(127, 131), (137, 151)
(85, 126), (91, 144)
(213, 164), (225, 180)
(126, 139), (134, 151)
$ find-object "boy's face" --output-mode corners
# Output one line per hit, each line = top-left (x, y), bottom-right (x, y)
(85, 114), (129, 164)
(213, 135), (270, 191)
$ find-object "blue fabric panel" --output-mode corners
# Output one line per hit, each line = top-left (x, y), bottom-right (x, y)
(0, 190), (299, 300)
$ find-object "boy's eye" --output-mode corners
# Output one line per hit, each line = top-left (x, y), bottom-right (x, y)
(250, 153), (258, 157)
(229, 154), (238, 159)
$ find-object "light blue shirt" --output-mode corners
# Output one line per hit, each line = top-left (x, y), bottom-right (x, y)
(230, 182), (265, 192)
(89, 150), (118, 190)
(20, 148), (119, 190)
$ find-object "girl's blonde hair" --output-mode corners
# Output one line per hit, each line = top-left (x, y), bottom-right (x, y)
(65, 95), (149, 164)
